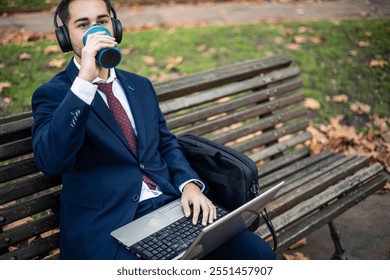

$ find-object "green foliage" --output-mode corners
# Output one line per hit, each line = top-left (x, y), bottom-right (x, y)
(0, 19), (389, 122)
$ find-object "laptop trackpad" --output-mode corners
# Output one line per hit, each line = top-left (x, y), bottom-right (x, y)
(159, 201), (183, 220)
(111, 200), (184, 247)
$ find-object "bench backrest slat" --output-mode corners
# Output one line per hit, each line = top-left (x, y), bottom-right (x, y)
(0, 191), (60, 226)
(0, 174), (60, 205)
(155, 56), (292, 101)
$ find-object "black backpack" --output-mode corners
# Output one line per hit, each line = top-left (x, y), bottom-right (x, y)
(178, 134), (277, 251)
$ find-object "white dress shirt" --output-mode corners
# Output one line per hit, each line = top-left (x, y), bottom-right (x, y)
(70, 59), (204, 201)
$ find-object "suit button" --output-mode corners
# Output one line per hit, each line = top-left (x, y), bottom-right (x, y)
(140, 164), (145, 170)
(132, 195), (139, 202)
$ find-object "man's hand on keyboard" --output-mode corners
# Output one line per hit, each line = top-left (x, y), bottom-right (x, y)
(181, 182), (217, 226)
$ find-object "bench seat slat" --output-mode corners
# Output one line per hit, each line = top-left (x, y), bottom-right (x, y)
(269, 156), (371, 216)
(271, 155), (367, 201)
(271, 174), (387, 252)
(256, 163), (384, 237)
(258, 150), (334, 188)
(265, 154), (348, 193)
(257, 146), (311, 177)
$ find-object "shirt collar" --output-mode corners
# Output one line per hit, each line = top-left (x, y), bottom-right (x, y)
(73, 57), (117, 84)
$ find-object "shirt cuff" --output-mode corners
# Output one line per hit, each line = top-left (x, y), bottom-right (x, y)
(179, 179), (205, 193)
(71, 77), (97, 105)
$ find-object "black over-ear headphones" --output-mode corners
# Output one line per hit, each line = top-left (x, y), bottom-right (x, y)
(54, 6), (123, 53)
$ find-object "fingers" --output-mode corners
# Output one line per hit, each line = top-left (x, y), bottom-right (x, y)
(181, 183), (217, 226)
(84, 31), (117, 52)
(207, 200), (217, 224)
(182, 195), (216, 226)
(181, 196), (192, 218)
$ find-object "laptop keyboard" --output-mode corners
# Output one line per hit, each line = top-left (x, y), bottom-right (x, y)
(129, 205), (229, 260)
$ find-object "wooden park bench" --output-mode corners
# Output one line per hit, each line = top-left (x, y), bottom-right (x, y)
(0, 55), (387, 260)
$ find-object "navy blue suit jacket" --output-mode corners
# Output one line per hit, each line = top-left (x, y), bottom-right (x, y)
(31, 60), (202, 259)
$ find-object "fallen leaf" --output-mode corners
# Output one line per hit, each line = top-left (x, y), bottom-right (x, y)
(331, 94), (349, 103)
(44, 45), (61, 55)
(0, 81), (12, 94)
(48, 59), (65, 68)
(280, 27), (295, 36)
(197, 44), (208, 52)
(2, 97), (12, 104)
(274, 37), (285, 44)
(350, 102), (371, 114)
(286, 43), (300, 51)
(19, 53), (33, 60)
(165, 56), (183, 70)
(289, 238), (308, 250)
(304, 98), (321, 110)
(283, 252), (309, 260)
(294, 35), (306, 44)
(308, 113), (390, 176)
(143, 55), (156, 66)
(0, 29), (49, 45)
(298, 26), (314, 33)
(309, 35), (325, 43)
(365, 31), (373, 37)
(348, 50), (358, 57)
(357, 41), (370, 47)
(369, 60), (388, 67)
(381, 131), (390, 143)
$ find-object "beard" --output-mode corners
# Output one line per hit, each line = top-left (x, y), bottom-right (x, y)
(71, 42), (82, 61)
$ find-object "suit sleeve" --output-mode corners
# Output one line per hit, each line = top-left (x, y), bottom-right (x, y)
(31, 83), (92, 177)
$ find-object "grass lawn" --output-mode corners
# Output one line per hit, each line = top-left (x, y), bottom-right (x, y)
(0, 19), (389, 128)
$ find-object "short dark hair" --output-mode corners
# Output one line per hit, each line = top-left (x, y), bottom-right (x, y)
(57, 0), (112, 26)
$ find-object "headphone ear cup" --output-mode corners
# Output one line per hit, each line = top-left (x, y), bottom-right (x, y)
(112, 18), (123, 44)
(55, 25), (72, 53)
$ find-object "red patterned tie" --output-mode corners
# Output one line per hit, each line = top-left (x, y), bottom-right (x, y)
(98, 82), (157, 190)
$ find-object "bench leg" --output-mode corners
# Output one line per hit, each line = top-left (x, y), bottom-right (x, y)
(328, 221), (348, 260)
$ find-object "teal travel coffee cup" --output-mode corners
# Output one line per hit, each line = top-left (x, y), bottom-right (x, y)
(83, 24), (122, 69)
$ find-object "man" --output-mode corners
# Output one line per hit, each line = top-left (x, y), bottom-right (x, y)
(31, 0), (275, 260)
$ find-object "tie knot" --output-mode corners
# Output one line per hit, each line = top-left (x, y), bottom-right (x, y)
(97, 82), (114, 95)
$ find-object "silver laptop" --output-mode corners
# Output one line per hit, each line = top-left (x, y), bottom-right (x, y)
(111, 181), (284, 260)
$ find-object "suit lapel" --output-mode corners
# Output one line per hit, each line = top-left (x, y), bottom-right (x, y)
(116, 72), (147, 159)
(91, 93), (136, 156)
